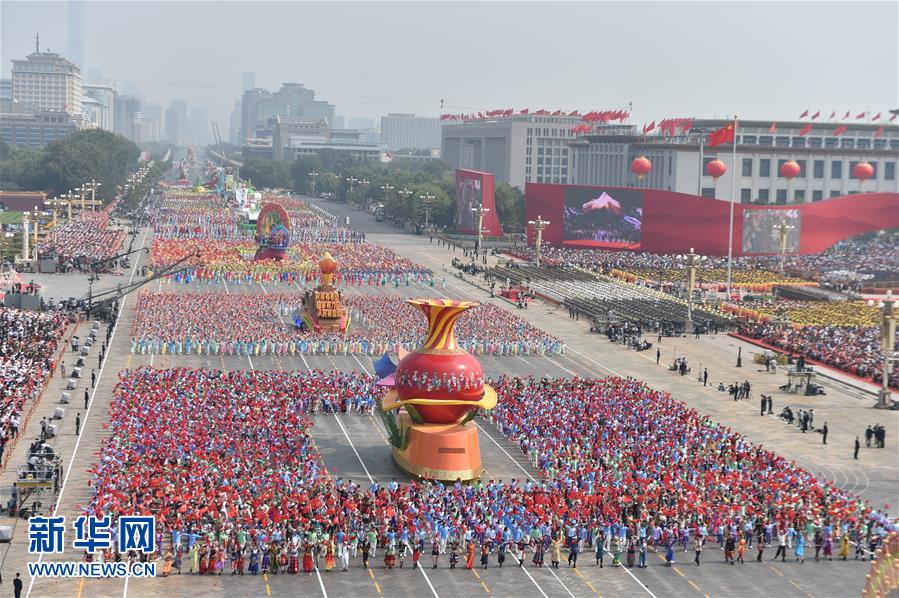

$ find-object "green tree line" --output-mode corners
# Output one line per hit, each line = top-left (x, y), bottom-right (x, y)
(0, 129), (141, 202)
(239, 151), (525, 232)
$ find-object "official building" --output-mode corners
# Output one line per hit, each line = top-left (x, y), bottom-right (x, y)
(441, 113), (583, 188)
(568, 119), (899, 203)
(380, 113), (441, 151)
(11, 37), (83, 118)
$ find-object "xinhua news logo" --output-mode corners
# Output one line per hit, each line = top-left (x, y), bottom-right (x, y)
(27, 515), (157, 578)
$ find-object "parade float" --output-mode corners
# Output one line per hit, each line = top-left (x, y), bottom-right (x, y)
(375, 299), (497, 481)
(253, 202), (291, 261)
(294, 252), (348, 333)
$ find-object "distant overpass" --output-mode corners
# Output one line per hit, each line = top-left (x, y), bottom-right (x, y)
(207, 148), (243, 168)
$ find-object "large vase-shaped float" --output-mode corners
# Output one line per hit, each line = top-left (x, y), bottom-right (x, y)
(380, 299), (497, 481)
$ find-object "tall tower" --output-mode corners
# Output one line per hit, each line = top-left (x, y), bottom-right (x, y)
(67, 1), (85, 66)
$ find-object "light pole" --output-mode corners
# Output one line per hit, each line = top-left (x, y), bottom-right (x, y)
(676, 247), (706, 334)
(0, 231), (13, 269)
(868, 291), (896, 409)
(381, 183), (395, 205)
(345, 176), (358, 203)
(21, 211), (30, 263)
(471, 206), (490, 254)
(419, 192), (435, 229)
(309, 170), (319, 197)
(85, 178), (101, 210)
(774, 221), (796, 275)
(527, 215), (551, 267)
(30, 205), (41, 249)
(360, 179), (370, 206)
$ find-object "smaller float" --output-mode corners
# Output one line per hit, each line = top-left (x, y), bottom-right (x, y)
(253, 202), (291, 261)
(294, 253), (348, 333)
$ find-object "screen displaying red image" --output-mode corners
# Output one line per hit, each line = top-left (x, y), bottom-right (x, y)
(562, 187), (643, 249)
(455, 169), (501, 236)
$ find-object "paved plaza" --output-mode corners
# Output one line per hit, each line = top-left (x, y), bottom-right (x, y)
(0, 200), (895, 598)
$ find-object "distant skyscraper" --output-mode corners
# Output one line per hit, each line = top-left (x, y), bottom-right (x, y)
(191, 106), (209, 146)
(165, 99), (189, 144)
(229, 99), (242, 145)
(239, 82), (335, 144)
(83, 84), (116, 131)
(141, 102), (162, 142)
(242, 72), (255, 92)
(67, 1), (85, 71)
(114, 95), (142, 142)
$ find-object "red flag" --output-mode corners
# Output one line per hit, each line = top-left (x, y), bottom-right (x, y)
(872, 112), (881, 121)
(552, 109), (562, 116)
(811, 111), (820, 120)
(799, 123), (812, 136)
(708, 122), (735, 147)
(829, 111), (836, 120)
(520, 108), (529, 115)
(832, 125), (848, 136)
(768, 122), (777, 134)
(855, 111), (866, 120)
(874, 126), (885, 139)
(843, 111), (851, 119)
(890, 114), (897, 122)
(642, 121), (656, 134)
(568, 110), (580, 116)
(799, 109), (809, 118)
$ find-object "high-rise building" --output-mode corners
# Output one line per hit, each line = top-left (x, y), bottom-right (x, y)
(229, 99), (242, 145)
(568, 119), (899, 201)
(82, 84), (116, 131)
(114, 95), (141, 142)
(141, 102), (162, 142)
(191, 106), (209, 146)
(0, 104), (78, 147)
(442, 113), (582, 188)
(11, 35), (83, 117)
(241, 72), (255, 92)
(67, 1), (85, 69)
(0, 79), (12, 101)
(165, 99), (189, 144)
(240, 83), (336, 143)
(381, 113), (441, 151)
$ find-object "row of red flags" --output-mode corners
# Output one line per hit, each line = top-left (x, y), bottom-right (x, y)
(798, 109), (895, 122)
(439, 108), (630, 122)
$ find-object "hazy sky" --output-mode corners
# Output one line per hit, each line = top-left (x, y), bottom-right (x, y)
(2, 1), (897, 133)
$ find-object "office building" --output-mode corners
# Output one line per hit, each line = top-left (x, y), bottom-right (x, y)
(141, 102), (162, 142)
(11, 35), (83, 117)
(114, 95), (142, 142)
(441, 112), (583, 188)
(381, 113), (441, 151)
(271, 116), (329, 160)
(0, 104), (78, 147)
(165, 99), (189, 145)
(568, 119), (899, 202)
(241, 72), (255, 92)
(82, 84), (115, 131)
(0, 79), (11, 101)
(229, 99), (242, 145)
(240, 83), (335, 143)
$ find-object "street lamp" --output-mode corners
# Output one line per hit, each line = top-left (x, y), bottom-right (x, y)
(527, 215), (551, 267)
(676, 247), (706, 334)
(398, 188), (413, 201)
(774, 221), (796, 275)
(345, 176), (359, 203)
(471, 206), (490, 254)
(381, 184), (395, 204)
(419, 192), (435, 229)
(308, 170), (319, 197)
(84, 178), (101, 211)
(359, 179), (370, 205)
(867, 291), (896, 409)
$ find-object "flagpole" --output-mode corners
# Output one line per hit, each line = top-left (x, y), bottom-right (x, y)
(726, 115), (738, 299)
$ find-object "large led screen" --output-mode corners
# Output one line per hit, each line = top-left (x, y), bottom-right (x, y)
(562, 187), (643, 249)
(455, 169), (501, 236)
(742, 208), (802, 254)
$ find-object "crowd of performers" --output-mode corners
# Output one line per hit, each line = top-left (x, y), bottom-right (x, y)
(147, 239), (433, 287)
(0, 307), (69, 461)
(36, 211), (125, 269)
(128, 292), (562, 357)
(85, 368), (894, 576)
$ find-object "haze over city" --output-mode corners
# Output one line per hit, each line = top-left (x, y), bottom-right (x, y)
(3, 1), (897, 130)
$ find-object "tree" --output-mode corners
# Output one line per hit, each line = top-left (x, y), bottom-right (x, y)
(290, 155), (324, 195)
(240, 158), (290, 189)
(494, 183), (525, 232)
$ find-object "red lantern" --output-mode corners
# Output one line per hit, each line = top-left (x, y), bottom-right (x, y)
(779, 160), (801, 181)
(706, 159), (727, 181)
(852, 161), (874, 182)
(630, 156), (652, 180)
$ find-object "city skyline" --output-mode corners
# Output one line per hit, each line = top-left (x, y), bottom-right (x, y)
(2, 1), (896, 135)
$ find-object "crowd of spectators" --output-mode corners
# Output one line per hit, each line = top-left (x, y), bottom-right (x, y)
(737, 322), (897, 389)
(36, 212), (125, 271)
(0, 307), (69, 464)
